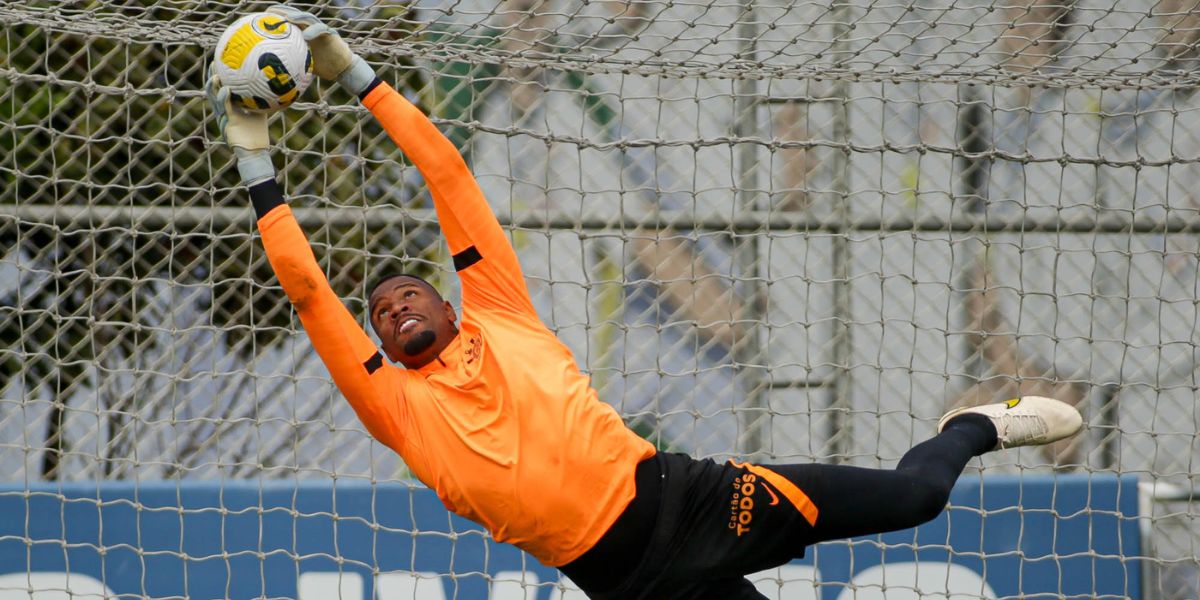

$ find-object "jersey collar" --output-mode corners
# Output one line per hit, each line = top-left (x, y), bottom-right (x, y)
(416, 331), (463, 376)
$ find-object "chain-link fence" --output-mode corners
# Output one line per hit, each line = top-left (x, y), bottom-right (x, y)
(3, 0), (1200, 597)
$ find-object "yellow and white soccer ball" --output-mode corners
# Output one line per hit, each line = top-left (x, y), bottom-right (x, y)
(213, 13), (313, 112)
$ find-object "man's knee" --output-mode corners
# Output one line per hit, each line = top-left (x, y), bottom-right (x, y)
(905, 476), (953, 526)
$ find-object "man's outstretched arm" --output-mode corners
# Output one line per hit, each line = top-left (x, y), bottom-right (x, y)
(268, 4), (536, 316)
(358, 80), (535, 315)
(206, 74), (406, 448)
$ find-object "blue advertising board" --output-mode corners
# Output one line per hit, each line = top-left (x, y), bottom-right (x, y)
(0, 474), (1141, 599)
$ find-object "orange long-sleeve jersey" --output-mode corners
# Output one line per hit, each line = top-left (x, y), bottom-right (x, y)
(254, 81), (656, 567)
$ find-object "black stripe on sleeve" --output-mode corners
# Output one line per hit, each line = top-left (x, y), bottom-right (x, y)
(452, 246), (482, 271)
(249, 179), (285, 219)
(363, 352), (384, 375)
(358, 77), (384, 101)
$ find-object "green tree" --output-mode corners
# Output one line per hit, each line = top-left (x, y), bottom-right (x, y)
(0, 1), (432, 479)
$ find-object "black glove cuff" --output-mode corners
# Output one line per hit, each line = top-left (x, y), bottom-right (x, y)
(358, 76), (384, 101)
(249, 179), (286, 220)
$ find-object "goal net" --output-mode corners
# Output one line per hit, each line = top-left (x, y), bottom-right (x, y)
(1, 0), (1197, 598)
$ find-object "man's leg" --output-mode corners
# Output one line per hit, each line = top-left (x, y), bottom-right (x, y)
(780, 412), (996, 543)
(629, 397), (1083, 595)
(775, 395), (1084, 544)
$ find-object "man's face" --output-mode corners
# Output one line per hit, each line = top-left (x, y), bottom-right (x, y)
(368, 276), (458, 368)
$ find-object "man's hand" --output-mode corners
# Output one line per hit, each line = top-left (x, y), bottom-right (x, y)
(265, 4), (376, 96)
(206, 72), (268, 151)
(206, 70), (274, 186)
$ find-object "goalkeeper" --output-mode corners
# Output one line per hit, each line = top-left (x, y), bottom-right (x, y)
(206, 8), (1084, 599)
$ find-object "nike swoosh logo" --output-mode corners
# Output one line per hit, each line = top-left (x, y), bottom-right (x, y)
(729, 460), (783, 507)
(262, 19), (286, 31)
(762, 482), (779, 506)
(731, 461), (820, 526)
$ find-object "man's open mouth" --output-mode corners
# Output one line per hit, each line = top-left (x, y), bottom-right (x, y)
(396, 317), (420, 337)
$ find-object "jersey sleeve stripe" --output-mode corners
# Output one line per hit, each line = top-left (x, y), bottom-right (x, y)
(363, 352), (384, 375)
(452, 246), (482, 271)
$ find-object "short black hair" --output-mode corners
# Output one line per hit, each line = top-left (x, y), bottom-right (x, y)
(368, 273), (442, 305)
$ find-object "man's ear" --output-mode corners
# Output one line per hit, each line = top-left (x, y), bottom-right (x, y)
(444, 300), (457, 325)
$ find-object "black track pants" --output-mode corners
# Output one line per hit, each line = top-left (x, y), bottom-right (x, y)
(561, 414), (997, 600)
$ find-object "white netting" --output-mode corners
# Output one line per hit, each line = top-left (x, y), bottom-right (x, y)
(2, 0), (1200, 598)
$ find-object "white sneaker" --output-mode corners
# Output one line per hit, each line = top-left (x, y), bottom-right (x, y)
(937, 396), (1083, 450)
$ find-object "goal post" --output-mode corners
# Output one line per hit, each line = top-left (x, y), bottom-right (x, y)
(2, 0), (1199, 598)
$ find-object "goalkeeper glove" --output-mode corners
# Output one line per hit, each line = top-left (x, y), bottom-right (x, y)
(265, 4), (376, 97)
(205, 70), (274, 186)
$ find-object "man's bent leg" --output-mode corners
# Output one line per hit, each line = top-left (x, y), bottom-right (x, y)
(645, 399), (1079, 587)
(758, 413), (996, 545)
(636, 419), (995, 586)
(794, 397), (1082, 544)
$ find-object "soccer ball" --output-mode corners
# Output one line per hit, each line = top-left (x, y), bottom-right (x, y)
(213, 13), (314, 112)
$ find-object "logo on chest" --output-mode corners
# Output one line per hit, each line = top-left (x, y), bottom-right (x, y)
(465, 334), (482, 365)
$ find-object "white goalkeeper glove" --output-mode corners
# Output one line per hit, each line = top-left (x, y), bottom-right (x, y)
(265, 4), (376, 96)
(205, 70), (274, 186)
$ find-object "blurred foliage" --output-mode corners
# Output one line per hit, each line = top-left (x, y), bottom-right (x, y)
(0, 1), (432, 479)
